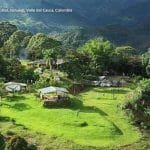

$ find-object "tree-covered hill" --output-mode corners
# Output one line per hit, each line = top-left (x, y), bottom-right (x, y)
(0, 0), (149, 30)
(0, 0), (150, 51)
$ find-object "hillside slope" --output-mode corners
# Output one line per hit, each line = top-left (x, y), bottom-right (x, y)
(0, 0), (149, 50)
(0, 0), (149, 31)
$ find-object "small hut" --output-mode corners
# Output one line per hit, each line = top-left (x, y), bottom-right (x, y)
(4, 82), (27, 92)
(28, 60), (46, 67)
(38, 86), (70, 108)
(39, 86), (69, 100)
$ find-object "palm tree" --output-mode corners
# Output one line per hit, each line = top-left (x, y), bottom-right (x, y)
(42, 49), (54, 73)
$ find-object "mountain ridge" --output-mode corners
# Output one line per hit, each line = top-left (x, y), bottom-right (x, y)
(0, 0), (149, 30)
(0, 0), (149, 50)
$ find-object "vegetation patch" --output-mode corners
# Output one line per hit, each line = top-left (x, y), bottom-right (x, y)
(124, 79), (150, 130)
(0, 88), (141, 148)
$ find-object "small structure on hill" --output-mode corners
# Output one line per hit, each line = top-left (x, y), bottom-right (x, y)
(98, 76), (106, 81)
(100, 79), (112, 87)
(4, 82), (27, 92)
(83, 75), (126, 87)
(84, 75), (113, 87)
(38, 86), (70, 108)
(28, 60), (46, 67)
(119, 79), (127, 86)
(111, 80), (119, 87)
(56, 59), (65, 66)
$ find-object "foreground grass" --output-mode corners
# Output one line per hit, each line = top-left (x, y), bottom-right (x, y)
(0, 87), (141, 149)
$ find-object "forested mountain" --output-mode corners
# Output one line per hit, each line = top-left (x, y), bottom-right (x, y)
(0, 0), (149, 30)
(0, 0), (149, 50)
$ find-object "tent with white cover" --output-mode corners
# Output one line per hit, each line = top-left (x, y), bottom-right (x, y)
(38, 86), (69, 100)
(4, 82), (27, 92)
(39, 86), (69, 94)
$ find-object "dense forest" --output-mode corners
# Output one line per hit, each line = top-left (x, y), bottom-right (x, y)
(0, 22), (149, 81)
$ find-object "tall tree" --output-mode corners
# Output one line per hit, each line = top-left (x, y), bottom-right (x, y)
(110, 46), (137, 75)
(27, 33), (61, 60)
(42, 49), (53, 71)
(0, 22), (17, 48)
(61, 50), (90, 80)
(4, 58), (25, 81)
(78, 38), (114, 75)
(42, 46), (65, 72)
(114, 46), (136, 59)
(2, 30), (32, 58)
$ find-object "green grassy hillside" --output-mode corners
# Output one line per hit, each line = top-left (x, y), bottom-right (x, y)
(0, 87), (141, 149)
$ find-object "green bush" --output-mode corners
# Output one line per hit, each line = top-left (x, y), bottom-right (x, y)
(80, 122), (88, 127)
(124, 79), (150, 128)
(7, 136), (28, 150)
(6, 131), (16, 136)
(126, 79), (150, 104)
(27, 144), (37, 150)
(0, 133), (5, 150)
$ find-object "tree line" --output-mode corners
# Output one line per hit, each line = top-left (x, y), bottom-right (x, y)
(0, 22), (149, 82)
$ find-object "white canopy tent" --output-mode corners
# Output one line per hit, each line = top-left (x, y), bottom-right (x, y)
(39, 86), (69, 100)
(39, 86), (69, 94)
(4, 82), (27, 92)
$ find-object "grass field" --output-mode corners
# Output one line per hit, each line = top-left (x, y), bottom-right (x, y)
(0, 87), (141, 149)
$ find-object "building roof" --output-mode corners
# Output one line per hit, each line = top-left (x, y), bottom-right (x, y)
(5, 82), (27, 87)
(4, 82), (27, 92)
(56, 59), (64, 65)
(28, 60), (46, 65)
(39, 86), (69, 94)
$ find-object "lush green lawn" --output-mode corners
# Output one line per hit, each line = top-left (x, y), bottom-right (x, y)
(0, 87), (141, 148)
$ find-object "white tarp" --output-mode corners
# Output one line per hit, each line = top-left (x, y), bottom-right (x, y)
(6, 85), (21, 92)
(4, 82), (27, 92)
(5, 82), (27, 87)
(39, 86), (69, 94)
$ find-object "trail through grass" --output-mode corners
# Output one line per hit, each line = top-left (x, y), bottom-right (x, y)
(0, 87), (141, 148)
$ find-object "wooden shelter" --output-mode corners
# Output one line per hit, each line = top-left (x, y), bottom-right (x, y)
(38, 86), (69, 101)
(38, 86), (70, 108)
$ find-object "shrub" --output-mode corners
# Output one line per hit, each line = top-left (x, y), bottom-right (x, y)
(6, 131), (16, 136)
(27, 144), (37, 150)
(80, 122), (88, 127)
(124, 79), (150, 128)
(0, 133), (5, 150)
(125, 79), (150, 104)
(7, 136), (28, 150)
